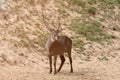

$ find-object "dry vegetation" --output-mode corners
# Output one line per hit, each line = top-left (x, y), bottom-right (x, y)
(0, 0), (120, 80)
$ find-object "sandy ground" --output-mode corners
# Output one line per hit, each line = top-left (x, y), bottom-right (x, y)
(0, 54), (120, 80)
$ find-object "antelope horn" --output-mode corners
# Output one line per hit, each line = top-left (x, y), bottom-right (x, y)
(42, 7), (53, 32)
(56, 17), (62, 32)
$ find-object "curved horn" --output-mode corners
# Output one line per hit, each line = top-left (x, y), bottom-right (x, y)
(42, 7), (53, 32)
(56, 16), (63, 32)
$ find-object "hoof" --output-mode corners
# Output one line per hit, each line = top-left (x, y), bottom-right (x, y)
(49, 71), (52, 74)
(54, 72), (57, 74)
(57, 69), (60, 72)
(71, 70), (73, 73)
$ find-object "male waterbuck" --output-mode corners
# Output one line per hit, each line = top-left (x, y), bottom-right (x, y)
(43, 17), (73, 74)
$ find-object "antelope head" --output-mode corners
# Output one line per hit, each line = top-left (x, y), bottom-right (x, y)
(43, 16), (63, 42)
(50, 17), (64, 42)
(49, 25), (62, 42)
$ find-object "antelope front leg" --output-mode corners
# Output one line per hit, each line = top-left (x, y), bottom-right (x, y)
(54, 55), (57, 74)
(49, 56), (52, 73)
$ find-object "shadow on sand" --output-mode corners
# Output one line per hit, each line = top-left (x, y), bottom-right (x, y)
(55, 68), (99, 79)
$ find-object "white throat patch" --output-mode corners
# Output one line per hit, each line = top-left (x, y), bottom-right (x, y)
(51, 35), (58, 42)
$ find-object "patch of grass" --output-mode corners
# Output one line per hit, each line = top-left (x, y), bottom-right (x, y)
(73, 38), (85, 53)
(98, 2), (106, 10)
(71, 20), (101, 35)
(88, 6), (96, 15)
(117, 0), (120, 5)
(70, 19), (116, 43)
(98, 0), (115, 10)
(102, 0), (115, 4)
(86, 34), (116, 43)
(73, 39), (84, 49)
(87, 0), (97, 4)
(71, 0), (85, 7)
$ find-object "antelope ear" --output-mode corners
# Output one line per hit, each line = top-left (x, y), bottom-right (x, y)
(47, 28), (54, 33)
(57, 27), (64, 33)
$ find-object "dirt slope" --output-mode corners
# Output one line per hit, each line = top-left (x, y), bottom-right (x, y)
(0, 0), (120, 80)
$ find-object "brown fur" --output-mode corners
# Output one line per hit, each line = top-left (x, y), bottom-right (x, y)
(47, 35), (73, 74)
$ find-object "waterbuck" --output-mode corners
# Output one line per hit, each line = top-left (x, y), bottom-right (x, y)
(45, 26), (73, 74)
(41, 5), (73, 74)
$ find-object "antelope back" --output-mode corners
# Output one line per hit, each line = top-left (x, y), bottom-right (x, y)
(57, 36), (72, 52)
(48, 35), (72, 56)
